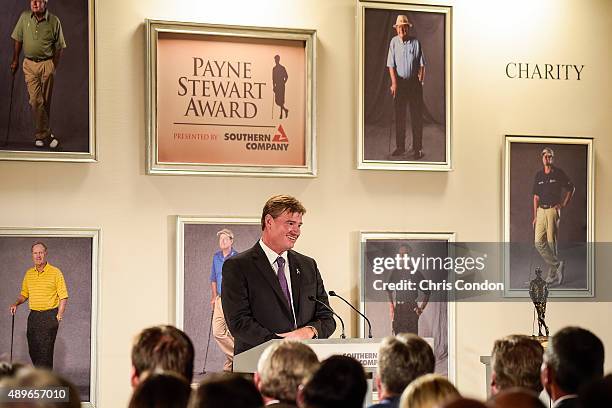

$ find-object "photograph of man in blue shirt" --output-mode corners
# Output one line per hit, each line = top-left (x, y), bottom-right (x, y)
(387, 14), (426, 160)
(209, 228), (238, 371)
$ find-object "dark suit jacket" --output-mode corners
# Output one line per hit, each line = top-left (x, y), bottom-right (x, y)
(222, 242), (336, 355)
(368, 396), (400, 408)
(554, 396), (579, 408)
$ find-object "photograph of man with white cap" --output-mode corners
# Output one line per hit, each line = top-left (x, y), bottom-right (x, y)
(387, 14), (426, 160)
(359, 4), (450, 168)
(180, 219), (262, 375)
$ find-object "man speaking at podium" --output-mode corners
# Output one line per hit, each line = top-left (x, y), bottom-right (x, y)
(222, 195), (336, 355)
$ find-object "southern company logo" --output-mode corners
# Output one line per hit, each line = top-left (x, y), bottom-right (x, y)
(273, 125), (288, 142)
(223, 124), (289, 151)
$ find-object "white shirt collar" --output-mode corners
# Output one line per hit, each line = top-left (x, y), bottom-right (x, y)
(259, 239), (288, 269)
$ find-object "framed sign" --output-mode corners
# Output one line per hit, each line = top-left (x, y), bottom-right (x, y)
(146, 20), (316, 176)
(503, 136), (594, 297)
(357, 2), (451, 171)
(0, 0), (96, 162)
(359, 231), (456, 379)
(0, 228), (100, 407)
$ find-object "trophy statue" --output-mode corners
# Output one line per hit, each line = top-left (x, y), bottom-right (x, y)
(529, 267), (549, 337)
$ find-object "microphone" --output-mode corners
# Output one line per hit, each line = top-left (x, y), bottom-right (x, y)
(328, 290), (372, 338)
(308, 296), (346, 339)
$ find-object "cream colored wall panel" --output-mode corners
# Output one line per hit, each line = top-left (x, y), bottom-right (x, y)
(0, 0), (611, 406)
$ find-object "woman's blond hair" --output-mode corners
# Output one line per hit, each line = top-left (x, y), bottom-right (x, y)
(399, 374), (460, 408)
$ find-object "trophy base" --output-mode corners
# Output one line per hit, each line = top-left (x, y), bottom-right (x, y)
(531, 335), (549, 348)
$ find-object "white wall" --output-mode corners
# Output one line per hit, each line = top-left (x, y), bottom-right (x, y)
(1, 0), (611, 405)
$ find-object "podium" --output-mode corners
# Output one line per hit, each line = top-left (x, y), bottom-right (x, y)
(234, 338), (384, 406)
(234, 337), (385, 373)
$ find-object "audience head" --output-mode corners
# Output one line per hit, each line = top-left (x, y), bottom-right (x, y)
(0, 361), (21, 380)
(578, 373), (612, 408)
(399, 373), (460, 408)
(299, 355), (367, 408)
(0, 366), (80, 408)
(377, 333), (435, 398)
(440, 398), (488, 408)
(128, 372), (191, 408)
(189, 373), (263, 408)
(255, 340), (319, 404)
(131, 325), (195, 387)
(541, 326), (604, 400)
(487, 388), (545, 408)
(490, 334), (543, 395)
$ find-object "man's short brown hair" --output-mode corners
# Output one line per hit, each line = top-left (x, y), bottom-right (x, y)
(491, 334), (543, 393)
(378, 333), (435, 395)
(257, 340), (319, 402)
(131, 325), (194, 383)
(260, 195), (306, 230)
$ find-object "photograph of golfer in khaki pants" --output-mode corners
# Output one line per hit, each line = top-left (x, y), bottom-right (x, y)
(210, 228), (237, 372)
(10, 0), (66, 149)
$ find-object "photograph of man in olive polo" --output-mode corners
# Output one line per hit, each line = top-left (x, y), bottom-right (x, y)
(1, 0), (91, 154)
(9, 0), (66, 149)
(9, 241), (68, 369)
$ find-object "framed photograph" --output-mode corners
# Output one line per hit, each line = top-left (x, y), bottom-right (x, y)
(0, 228), (100, 407)
(503, 136), (594, 297)
(357, 2), (451, 171)
(146, 20), (316, 177)
(176, 216), (261, 377)
(359, 232), (456, 379)
(0, 0), (96, 162)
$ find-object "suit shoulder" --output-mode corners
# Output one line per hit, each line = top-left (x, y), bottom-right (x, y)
(289, 250), (317, 266)
(223, 249), (251, 265)
(223, 245), (258, 267)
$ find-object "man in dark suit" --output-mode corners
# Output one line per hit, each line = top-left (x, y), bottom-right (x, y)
(222, 195), (336, 356)
(540, 326), (604, 408)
